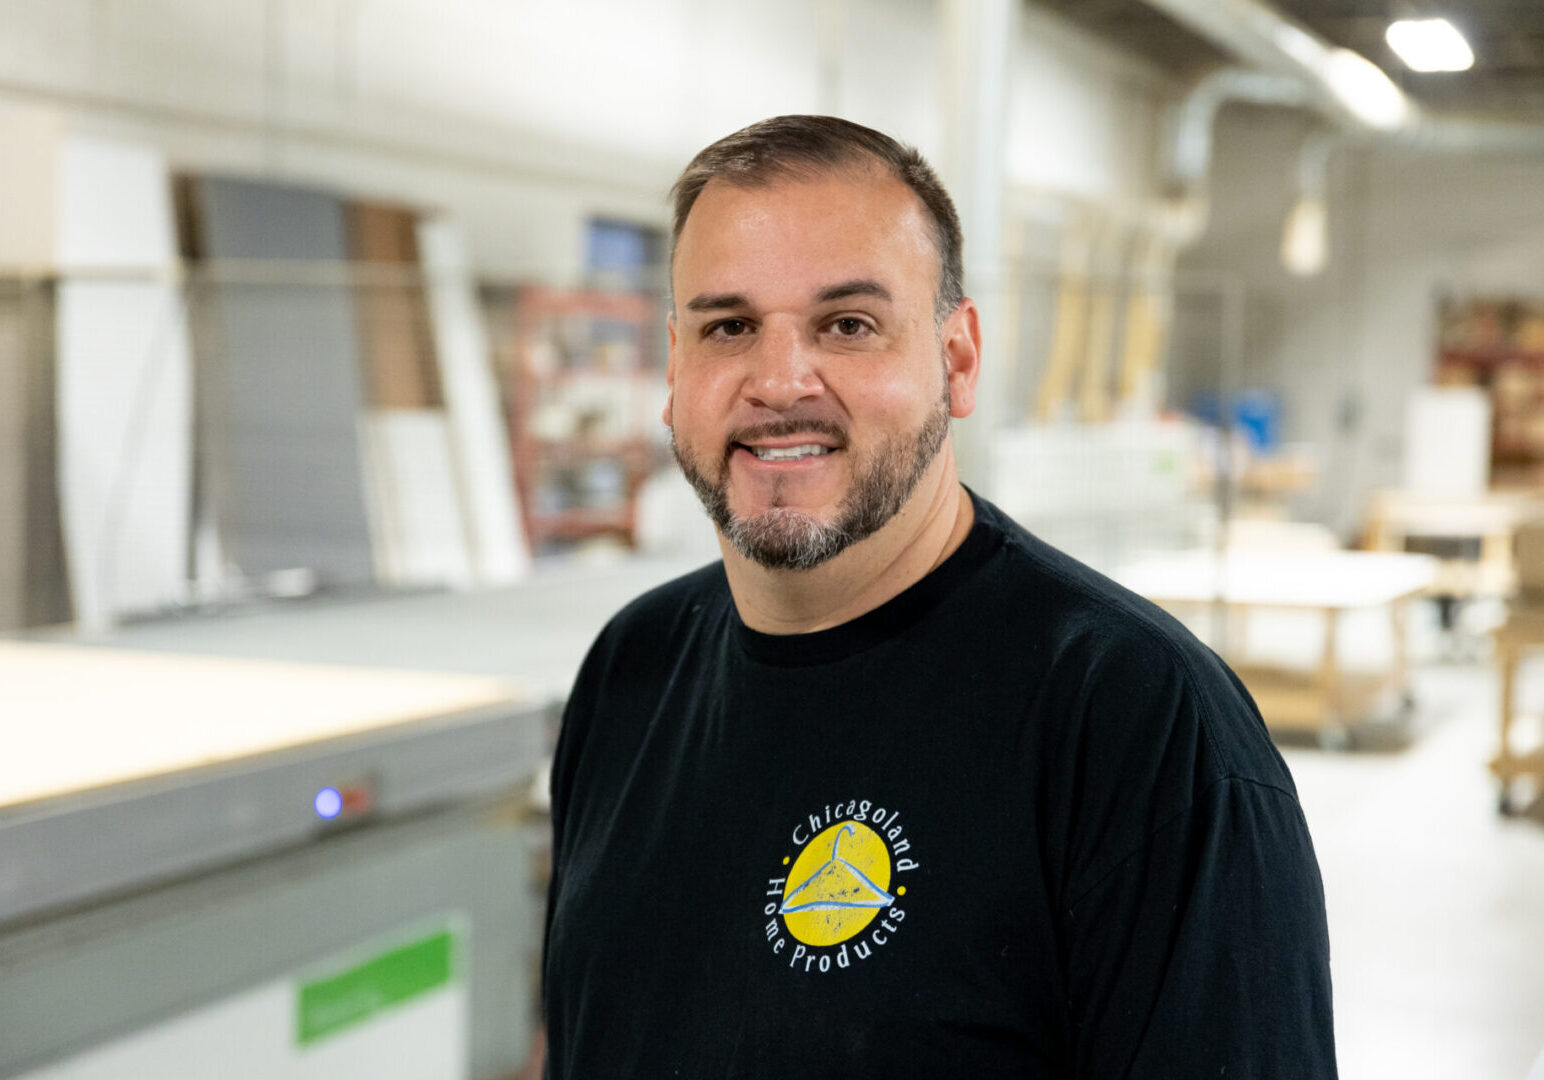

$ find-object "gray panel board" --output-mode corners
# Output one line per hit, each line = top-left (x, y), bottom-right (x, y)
(22, 284), (71, 629)
(192, 178), (374, 584)
(22, 282), (71, 630)
(0, 286), (26, 630)
(0, 282), (70, 629)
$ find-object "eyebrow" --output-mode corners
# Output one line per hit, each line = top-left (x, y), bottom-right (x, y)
(684, 292), (749, 313)
(683, 280), (893, 314)
(814, 279), (893, 304)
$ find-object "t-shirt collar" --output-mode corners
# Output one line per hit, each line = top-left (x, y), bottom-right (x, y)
(730, 488), (1001, 667)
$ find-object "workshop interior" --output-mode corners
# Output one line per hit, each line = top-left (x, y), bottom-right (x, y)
(4, 2), (1544, 1077)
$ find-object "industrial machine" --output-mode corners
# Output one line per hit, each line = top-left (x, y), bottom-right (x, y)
(1, 644), (548, 1080)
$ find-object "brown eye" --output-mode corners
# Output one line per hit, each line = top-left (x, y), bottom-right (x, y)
(830, 317), (871, 337)
(708, 319), (751, 339)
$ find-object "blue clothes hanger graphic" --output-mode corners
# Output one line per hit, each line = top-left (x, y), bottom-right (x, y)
(779, 823), (896, 914)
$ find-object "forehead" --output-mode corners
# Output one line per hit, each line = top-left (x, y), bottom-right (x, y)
(672, 172), (938, 303)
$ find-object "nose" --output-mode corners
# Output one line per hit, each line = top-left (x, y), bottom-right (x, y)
(741, 320), (824, 411)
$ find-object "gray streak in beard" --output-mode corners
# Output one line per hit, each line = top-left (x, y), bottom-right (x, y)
(670, 393), (950, 572)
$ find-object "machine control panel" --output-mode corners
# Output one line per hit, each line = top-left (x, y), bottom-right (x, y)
(314, 780), (376, 822)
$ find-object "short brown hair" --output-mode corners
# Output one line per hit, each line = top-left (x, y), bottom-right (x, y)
(669, 115), (964, 324)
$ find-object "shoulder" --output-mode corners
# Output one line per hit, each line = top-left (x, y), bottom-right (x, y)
(552, 560), (728, 813)
(573, 559), (730, 686)
(600, 559), (729, 642)
(966, 502), (1310, 912)
(968, 494), (1296, 793)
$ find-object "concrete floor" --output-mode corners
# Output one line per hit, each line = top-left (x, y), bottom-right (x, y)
(1282, 660), (1544, 1079)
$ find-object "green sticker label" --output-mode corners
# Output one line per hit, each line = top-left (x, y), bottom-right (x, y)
(297, 928), (455, 1046)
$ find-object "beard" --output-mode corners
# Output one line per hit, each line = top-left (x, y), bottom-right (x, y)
(671, 393), (951, 572)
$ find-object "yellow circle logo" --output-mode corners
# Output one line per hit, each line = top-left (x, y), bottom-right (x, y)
(779, 821), (894, 946)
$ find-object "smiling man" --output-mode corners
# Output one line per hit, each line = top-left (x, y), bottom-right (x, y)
(665, 161), (975, 626)
(542, 116), (1337, 1078)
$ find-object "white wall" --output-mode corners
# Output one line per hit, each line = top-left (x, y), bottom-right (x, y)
(0, 0), (934, 281)
(1343, 146), (1544, 508)
(1007, 4), (1168, 209)
(0, 0), (1166, 284)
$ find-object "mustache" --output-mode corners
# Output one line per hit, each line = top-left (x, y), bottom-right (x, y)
(726, 418), (848, 449)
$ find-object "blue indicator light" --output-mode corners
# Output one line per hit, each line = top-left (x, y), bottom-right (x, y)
(314, 787), (343, 819)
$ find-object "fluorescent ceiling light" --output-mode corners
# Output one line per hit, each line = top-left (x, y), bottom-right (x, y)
(1324, 48), (1411, 130)
(1386, 18), (1474, 73)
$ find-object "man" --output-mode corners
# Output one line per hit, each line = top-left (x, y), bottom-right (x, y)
(543, 116), (1336, 1078)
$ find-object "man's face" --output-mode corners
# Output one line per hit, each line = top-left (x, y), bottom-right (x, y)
(666, 170), (970, 570)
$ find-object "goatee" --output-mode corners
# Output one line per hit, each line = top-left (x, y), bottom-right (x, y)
(671, 399), (950, 572)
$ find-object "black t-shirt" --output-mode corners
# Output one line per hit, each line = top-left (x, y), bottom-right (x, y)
(543, 494), (1337, 1078)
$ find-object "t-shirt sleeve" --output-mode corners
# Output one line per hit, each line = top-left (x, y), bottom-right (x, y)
(541, 620), (613, 1024)
(1062, 775), (1338, 1078)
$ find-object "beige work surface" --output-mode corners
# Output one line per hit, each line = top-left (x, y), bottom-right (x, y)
(1, 642), (527, 810)
(1115, 549), (1438, 609)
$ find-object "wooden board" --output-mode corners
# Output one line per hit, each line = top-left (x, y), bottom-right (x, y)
(349, 202), (441, 409)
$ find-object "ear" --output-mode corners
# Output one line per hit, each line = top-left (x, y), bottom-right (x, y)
(663, 312), (678, 426)
(942, 298), (981, 419)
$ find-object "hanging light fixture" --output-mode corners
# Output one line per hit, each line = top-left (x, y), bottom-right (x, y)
(1386, 17), (1474, 73)
(1281, 197), (1329, 276)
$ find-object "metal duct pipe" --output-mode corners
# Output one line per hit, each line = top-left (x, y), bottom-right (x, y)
(1164, 67), (1312, 192)
(1147, 0), (1544, 156)
(1144, 0), (1411, 127)
(1148, 0), (1544, 267)
(1144, 0), (1327, 79)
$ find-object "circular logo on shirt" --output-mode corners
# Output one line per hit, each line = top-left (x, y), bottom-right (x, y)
(759, 799), (919, 974)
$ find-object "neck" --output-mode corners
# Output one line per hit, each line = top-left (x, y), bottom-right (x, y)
(720, 451), (975, 635)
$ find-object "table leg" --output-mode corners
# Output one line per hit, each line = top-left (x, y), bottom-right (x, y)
(1497, 640), (1518, 815)
(1318, 606), (1348, 749)
(1482, 532), (1511, 591)
(1390, 597), (1409, 692)
(1388, 596), (1417, 733)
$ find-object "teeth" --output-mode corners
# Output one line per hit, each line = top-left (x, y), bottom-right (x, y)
(751, 444), (831, 461)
